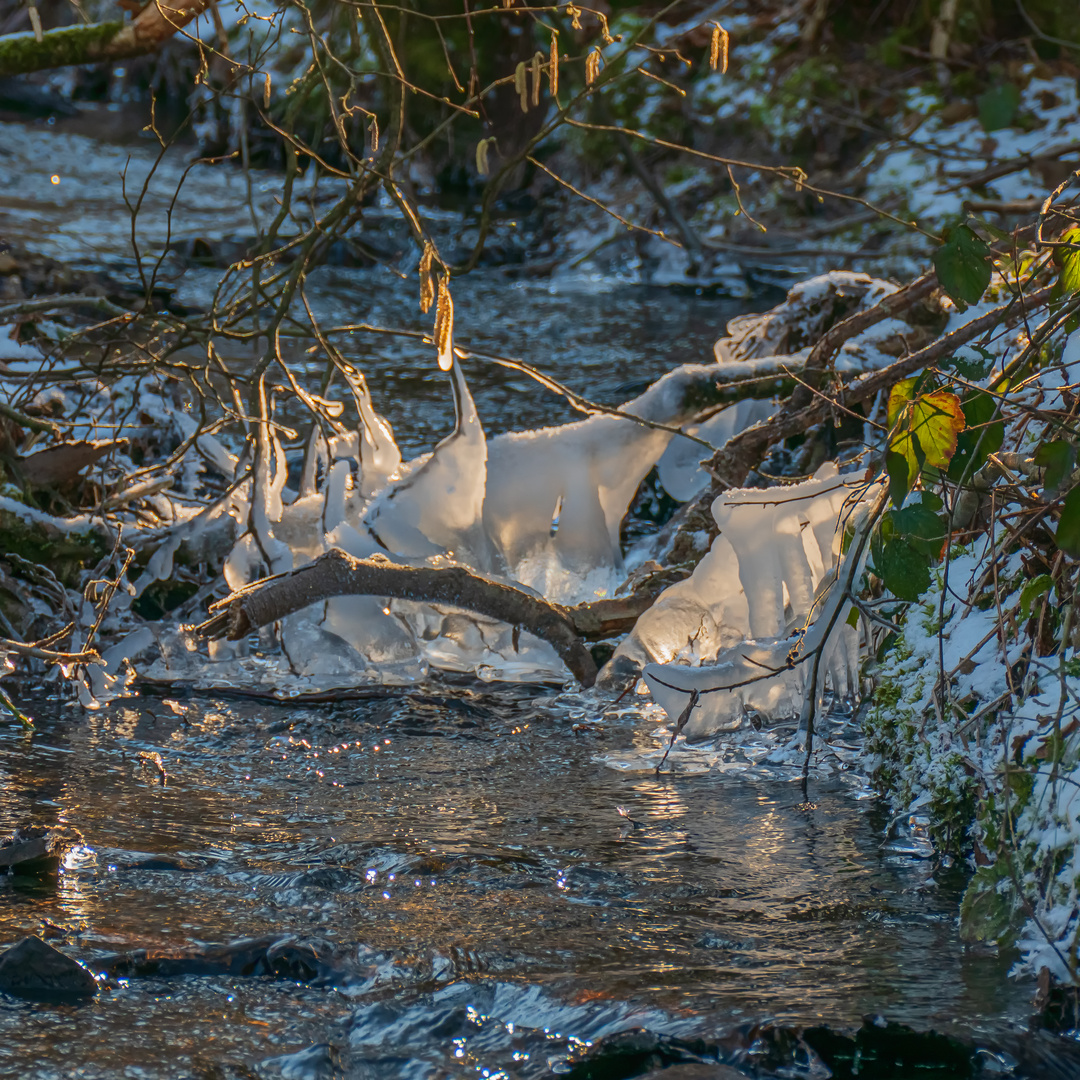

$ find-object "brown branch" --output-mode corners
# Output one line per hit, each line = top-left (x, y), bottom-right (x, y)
(704, 283), (1057, 489)
(193, 549), (601, 687)
(0, 0), (213, 78)
(787, 269), (939, 410)
(941, 140), (1080, 195)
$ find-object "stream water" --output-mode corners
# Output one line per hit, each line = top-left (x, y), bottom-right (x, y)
(1, 113), (1078, 1079)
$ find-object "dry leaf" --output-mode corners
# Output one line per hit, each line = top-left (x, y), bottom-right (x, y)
(18, 439), (125, 489)
(585, 47), (600, 86)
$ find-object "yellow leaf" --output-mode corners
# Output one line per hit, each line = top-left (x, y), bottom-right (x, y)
(886, 382), (966, 498)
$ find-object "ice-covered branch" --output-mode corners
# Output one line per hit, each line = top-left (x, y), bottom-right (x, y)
(705, 282), (1057, 489)
(194, 549), (602, 687)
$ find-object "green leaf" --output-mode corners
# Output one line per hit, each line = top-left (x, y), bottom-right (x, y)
(1056, 486), (1080, 557)
(1034, 440), (1075, 494)
(1060, 225), (1080, 296)
(933, 225), (993, 307)
(887, 382), (966, 501)
(943, 344), (994, 381)
(948, 390), (1004, 481)
(888, 499), (949, 561)
(966, 216), (1012, 244)
(845, 606), (861, 629)
(885, 447), (912, 508)
(1020, 574), (1052, 618)
(876, 535), (931, 601)
(976, 83), (1020, 132)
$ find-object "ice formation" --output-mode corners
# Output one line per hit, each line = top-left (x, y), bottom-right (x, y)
(0, 272), (911, 702)
(602, 465), (878, 741)
(482, 364), (727, 604)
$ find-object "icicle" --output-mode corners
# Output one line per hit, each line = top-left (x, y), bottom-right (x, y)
(248, 378), (292, 577)
(364, 358), (492, 568)
(338, 364), (402, 496)
(298, 426), (327, 499)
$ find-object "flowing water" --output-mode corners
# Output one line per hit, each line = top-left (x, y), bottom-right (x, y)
(0, 113), (1077, 1079)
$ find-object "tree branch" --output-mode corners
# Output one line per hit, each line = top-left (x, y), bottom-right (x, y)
(787, 268), (939, 410)
(0, 0), (212, 78)
(194, 549), (602, 687)
(705, 283), (1056, 488)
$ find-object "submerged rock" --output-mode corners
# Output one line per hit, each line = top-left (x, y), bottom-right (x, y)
(259, 1043), (343, 1079)
(0, 936), (97, 1001)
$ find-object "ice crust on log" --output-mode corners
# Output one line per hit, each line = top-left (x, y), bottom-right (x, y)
(713, 271), (898, 368)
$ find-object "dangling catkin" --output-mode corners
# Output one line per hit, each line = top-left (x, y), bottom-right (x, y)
(475, 138), (491, 177)
(368, 115), (379, 156)
(549, 31), (558, 98)
(514, 61), (528, 112)
(263, 72), (272, 109)
(710, 23), (729, 74)
(419, 243), (435, 313)
(434, 276), (454, 371)
(531, 51), (541, 107)
(585, 47), (600, 86)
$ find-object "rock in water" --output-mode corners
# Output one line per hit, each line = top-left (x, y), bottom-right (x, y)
(0, 824), (83, 876)
(0, 936), (97, 1001)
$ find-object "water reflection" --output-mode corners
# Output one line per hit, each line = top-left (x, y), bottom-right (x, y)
(0, 687), (1043, 1076)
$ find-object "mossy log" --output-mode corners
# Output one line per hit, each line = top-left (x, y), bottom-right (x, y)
(0, 1), (212, 78)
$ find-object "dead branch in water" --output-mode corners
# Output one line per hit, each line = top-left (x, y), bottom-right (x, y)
(193, 550), (685, 689)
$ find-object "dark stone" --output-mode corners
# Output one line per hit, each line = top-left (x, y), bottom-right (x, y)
(0, 824), (83, 877)
(95, 934), (338, 985)
(564, 1030), (720, 1080)
(0, 936), (97, 1001)
(640, 1067), (748, 1080)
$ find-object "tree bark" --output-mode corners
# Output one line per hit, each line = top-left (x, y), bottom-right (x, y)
(195, 549), (608, 686)
(0, 1), (212, 78)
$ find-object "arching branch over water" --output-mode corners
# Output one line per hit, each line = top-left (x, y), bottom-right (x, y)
(193, 548), (676, 689)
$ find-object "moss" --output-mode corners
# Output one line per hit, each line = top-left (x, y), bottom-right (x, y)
(0, 22), (124, 78)
(0, 510), (110, 588)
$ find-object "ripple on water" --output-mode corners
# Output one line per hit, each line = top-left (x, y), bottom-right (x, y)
(0, 686), (1052, 1077)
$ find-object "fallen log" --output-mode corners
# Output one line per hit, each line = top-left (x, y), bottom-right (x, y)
(193, 549), (674, 689)
(0, 1), (213, 79)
